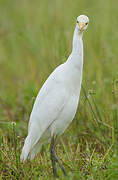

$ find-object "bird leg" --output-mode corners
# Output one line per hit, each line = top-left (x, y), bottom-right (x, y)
(50, 135), (58, 178)
(50, 135), (67, 177)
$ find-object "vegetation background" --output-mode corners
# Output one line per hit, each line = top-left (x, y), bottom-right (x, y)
(0, 0), (118, 179)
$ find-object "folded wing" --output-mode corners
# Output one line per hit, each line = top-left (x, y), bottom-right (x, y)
(20, 76), (68, 161)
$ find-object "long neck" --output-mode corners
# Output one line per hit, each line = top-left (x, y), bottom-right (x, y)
(67, 26), (83, 69)
(72, 26), (83, 54)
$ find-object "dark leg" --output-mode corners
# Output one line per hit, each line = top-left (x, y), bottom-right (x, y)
(50, 135), (67, 177)
(50, 135), (58, 178)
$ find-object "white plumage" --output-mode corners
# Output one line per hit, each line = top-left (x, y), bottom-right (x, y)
(20, 15), (89, 167)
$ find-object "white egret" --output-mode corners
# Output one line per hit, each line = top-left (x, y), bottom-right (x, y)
(20, 15), (89, 177)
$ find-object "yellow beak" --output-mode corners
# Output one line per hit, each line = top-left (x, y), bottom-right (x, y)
(78, 22), (85, 31)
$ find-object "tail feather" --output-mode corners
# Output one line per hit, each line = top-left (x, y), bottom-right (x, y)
(28, 142), (42, 160)
(20, 123), (50, 162)
(20, 131), (43, 162)
(20, 136), (42, 162)
(20, 135), (32, 162)
(20, 123), (42, 162)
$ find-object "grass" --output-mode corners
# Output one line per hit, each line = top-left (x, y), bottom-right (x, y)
(0, 0), (118, 179)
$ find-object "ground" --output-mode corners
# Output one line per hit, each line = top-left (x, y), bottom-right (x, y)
(0, 0), (118, 179)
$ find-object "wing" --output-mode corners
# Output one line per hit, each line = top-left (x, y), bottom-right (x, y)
(28, 73), (68, 147)
(21, 81), (67, 162)
(20, 65), (69, 162)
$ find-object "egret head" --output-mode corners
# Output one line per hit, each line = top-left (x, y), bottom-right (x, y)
(76, 15), (89, 32)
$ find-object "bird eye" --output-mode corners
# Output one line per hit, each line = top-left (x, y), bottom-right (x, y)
(77, 20), (79, 23)
(85, 22), (88, 25)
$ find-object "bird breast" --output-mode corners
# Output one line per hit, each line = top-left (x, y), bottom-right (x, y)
(50, 91), (79, 135)
(53, 62), (83, 96)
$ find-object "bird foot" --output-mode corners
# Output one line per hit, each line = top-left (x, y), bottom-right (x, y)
(51, 148), (67, 177)
(50, 135), (68, 178)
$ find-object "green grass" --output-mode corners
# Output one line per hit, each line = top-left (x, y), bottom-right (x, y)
(0, 0), (118, 179)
